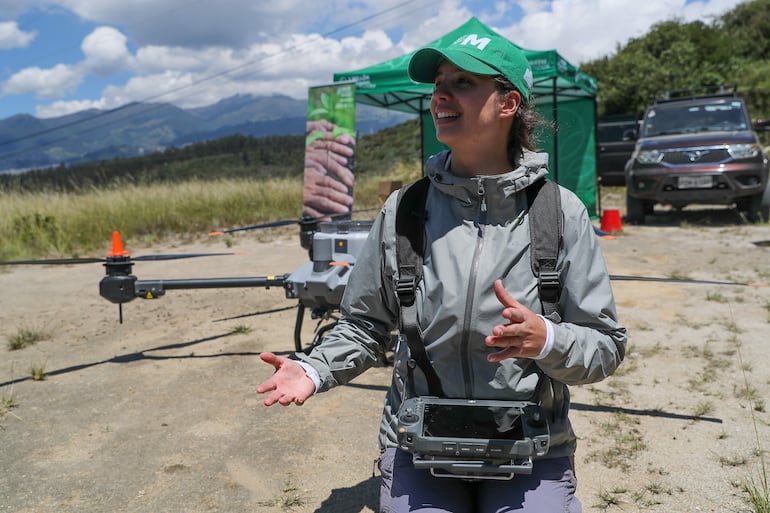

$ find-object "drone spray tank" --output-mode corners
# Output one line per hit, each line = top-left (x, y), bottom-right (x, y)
(290, 218), (373, 310)
(285, 218), (373, 347)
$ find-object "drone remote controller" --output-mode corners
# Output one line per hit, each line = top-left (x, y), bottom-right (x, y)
(396, 396), (550, 480)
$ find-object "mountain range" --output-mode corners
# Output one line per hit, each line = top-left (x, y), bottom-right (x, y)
(0, 94), (413, 173)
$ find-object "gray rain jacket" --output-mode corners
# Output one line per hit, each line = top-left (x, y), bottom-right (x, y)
(297, 149), (627, 460)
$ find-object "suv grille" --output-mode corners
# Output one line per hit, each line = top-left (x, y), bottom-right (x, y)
(662, 147), (730, 165)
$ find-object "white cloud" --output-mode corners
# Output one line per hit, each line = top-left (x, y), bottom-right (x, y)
(81, 26), (132, 75)
(134, 45), (227, 74)
(54, 0), (408, 47)
(2, 63), (82, 99)
(67, 28), (407, 114)
(35, 97), (108, 118)
(0, 0), (37, 19)
(0, 21), (36, 49)
(1, 0), (748, 119)
(337, 29), (395, 62)
(104, 70), (198, 106)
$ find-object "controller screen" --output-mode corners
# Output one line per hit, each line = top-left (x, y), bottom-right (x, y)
(422, 404), (524, 440)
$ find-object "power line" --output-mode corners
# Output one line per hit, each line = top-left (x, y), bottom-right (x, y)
(0, 0), (436, 158)
(609, 274), (768, 287)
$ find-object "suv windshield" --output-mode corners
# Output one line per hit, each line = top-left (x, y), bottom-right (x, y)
(642, 99), (749, 137)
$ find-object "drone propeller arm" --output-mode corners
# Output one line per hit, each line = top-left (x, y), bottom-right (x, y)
(100, 274), (292, 304)
(133, 275), (292, 299)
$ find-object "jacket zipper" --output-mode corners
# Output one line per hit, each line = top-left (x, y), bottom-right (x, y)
(460, 179), (487, 398)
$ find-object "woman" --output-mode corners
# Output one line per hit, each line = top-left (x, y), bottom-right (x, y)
(257, 32), (626, 513)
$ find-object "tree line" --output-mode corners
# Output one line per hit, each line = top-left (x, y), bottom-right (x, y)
(582, 0), (770, 120)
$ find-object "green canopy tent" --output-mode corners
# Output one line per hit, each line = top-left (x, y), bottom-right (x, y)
(333, 17), (599, 216)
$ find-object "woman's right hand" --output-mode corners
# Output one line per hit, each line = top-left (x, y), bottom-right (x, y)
(256, 352), (316, 406)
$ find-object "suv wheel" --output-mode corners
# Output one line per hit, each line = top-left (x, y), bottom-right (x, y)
(626, 193), (653, 225)
(737, 191), (769, 223)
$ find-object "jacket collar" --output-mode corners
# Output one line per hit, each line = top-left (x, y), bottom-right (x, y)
(425, 150), (550, 205)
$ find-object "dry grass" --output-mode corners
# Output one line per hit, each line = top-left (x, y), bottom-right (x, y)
(0, 167), (422, 262)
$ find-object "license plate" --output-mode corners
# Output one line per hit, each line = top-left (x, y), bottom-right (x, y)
(677, 175), (713, 189)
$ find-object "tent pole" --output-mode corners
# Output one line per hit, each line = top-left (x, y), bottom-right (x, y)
(551, 77), (559, 182)
(593, 96), (602, 216)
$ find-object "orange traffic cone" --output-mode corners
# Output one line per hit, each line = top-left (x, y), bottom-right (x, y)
(108, 231), (130, 256)
(600, 209), (623, 233)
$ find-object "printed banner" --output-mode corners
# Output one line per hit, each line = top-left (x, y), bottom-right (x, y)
(304, 83), (357, 221)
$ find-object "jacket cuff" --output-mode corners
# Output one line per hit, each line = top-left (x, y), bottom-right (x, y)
(296, 361), (321, 393)
(533, 315), (554, 360)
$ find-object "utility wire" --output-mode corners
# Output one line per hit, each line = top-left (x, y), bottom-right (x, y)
(0, 0), (436, 156)
(609, 274), (767, 287)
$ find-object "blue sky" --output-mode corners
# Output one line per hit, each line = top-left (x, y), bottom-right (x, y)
(0, 0), (746, 120)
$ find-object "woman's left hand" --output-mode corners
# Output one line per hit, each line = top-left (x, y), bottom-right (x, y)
(485, 279), (547, 362)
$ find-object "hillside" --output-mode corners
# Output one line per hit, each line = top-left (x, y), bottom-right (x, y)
(0, 94), (413, 173)
(0, 117), (422, 192)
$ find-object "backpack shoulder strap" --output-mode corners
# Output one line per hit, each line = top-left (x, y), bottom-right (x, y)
(395, 176), (430, 304)
(395, 176), (444, 397)
(526, 178), (563, 322)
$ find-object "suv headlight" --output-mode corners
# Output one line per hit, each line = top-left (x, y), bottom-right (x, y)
(727, 144), (759, 159)
(636, 149), (663, 164)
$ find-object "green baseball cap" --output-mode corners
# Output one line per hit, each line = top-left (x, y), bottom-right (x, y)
(408, 32), (534, 102)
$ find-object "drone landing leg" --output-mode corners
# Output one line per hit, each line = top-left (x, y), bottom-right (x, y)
(294, 303), (305, 353)
(119, 304), (123, 324)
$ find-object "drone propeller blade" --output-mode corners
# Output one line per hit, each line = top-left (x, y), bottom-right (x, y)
(133, 252), (236, 261)
(107, 231), (236, 260)
(0, 252), (236, 266)
(0, 230), (238, 266)
(207, 208), (380, 237)
(0, 257), (106, 266)
(209, 219), (300, 236)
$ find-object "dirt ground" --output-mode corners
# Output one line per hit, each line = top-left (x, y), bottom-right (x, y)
(1, 203), (769, 513)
